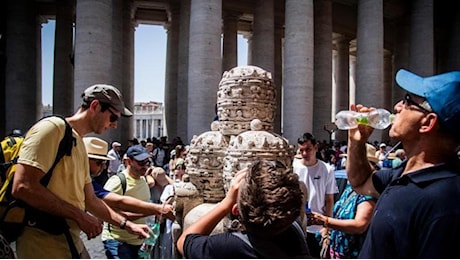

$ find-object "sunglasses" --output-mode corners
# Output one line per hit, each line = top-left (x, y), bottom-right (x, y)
(91, 159), (107, 166)
(402, 94), (432, 113)
(100, 102), (119, 122)
(107, 107), (119, 122)
(135, 159), (151, 166)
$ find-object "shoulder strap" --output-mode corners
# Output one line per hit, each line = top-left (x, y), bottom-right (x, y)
(39, 115), (76, 187)
(116, 172), (127, 195)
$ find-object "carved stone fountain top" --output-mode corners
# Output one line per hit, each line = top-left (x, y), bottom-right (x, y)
(223, 119), (294, 192)
(217, 65), (276, 136)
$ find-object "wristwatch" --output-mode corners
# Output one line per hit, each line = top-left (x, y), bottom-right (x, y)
(120, 218), (127, 229)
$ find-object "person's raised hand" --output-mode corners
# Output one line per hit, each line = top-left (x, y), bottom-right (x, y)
(223, 168), (248, 207)
(349, 104), (375, 143)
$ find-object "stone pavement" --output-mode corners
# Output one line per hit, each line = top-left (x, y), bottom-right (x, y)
(81, 232), (107, 259)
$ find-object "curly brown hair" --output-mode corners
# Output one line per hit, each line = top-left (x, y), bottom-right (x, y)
(238, 160), (303, 236)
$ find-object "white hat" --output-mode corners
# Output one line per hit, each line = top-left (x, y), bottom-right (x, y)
(83, 137), (115, 161)
(366, 144), (379, 163)
(379, 143), (386, 148)
(112, 141), (122, 147)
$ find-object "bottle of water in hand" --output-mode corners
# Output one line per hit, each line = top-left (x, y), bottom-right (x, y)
(335, 108), (394, 130)
(138, 220), (161, 259)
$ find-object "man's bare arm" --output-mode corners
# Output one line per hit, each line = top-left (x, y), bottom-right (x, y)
(103, 192), (175, 221)
(346, 104), (380, 197)
(84, 183), (150, 239)
(12, 164), (102, 237)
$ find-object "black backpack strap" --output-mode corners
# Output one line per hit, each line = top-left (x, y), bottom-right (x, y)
(107, 173), (126, 235)
(64, 228), (80, 258)
(39, 115), (75, 186)
(116, 172), (127, 195)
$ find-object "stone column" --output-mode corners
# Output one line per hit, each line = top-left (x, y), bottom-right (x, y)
(383, 50), (393, 111)
(273, 23), (283, 134)
(356, 0), (383, 107)
(392, 16), (409, 104)
(177, 0), (190, 141)
(356, 0), (384, 141)
(243, 32), (253, 65)
(409, 0), (434, 76)
(381, 49), (393, 141)
(53, 0), (74, 117)
(222, 11), (239, 73)
(283, 0), (314, 143)
(187, 0), (222, 141)
(252, 0), (274, 74)
(313, 0), (332, 142)
(165, 2), (180, 140)
(334, 35), (350, 143)
(74, 0), (113, 110)
(349, 55), (356, 106)
(119, 0), (135, 143)
(5, 0), (40, 133)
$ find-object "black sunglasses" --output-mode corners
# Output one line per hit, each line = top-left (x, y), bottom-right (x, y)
(107, 107), (119, 122)
(100, 102), (119, 122)
(402, 94), (432, 113)
(135, 159), (151, 166)
(91, 159), (106, 166)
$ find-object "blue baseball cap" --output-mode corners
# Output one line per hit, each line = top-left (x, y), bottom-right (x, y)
(396, 69), (460, 134)
(126, 145), (150, 161)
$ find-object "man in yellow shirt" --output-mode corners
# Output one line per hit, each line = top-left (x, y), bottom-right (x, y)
(13, 84), (149, 258)
(102, 145), (152, 258)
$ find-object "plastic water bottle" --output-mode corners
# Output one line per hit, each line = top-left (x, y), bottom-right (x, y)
(138, 221), (160, 259)
(335, 108), (394, 130)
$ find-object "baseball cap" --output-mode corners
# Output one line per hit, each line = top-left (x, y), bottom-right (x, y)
(126, 145), (150, 161)
(396, 69), (460, 132)
(82, 84), (133, 117)
(112, 141), (122, 147)
(175, 158), (185, 170)
(83, 137), (115, 160)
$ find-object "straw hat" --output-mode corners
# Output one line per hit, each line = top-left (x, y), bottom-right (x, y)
(151, 167), (169, 186)
(387, 153), (396, 160)
(366, 144), (379, 163)
(83, 137), (115, 160)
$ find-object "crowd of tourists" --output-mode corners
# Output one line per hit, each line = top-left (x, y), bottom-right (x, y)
(1, 68), (459, 259)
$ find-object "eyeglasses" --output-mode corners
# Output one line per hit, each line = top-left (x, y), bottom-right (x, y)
(135, 159), (151, 166)
(402, 93), (432, 113)
(91, 159), (107, 166)
(107, 107), (119, 122)
(100, 102), (119, 122)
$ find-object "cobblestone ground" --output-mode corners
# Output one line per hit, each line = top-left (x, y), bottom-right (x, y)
(81, 232), (107, 259)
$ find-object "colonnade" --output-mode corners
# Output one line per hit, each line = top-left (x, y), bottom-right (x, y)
(2, 0), (459, 145)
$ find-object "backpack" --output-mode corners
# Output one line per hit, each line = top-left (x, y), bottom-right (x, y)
(116, 172), (127, 195)
(0, 116), (76, 247)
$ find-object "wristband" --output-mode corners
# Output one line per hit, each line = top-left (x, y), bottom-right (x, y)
(323, 216), (329, 228)
(120, 218), (127, 229)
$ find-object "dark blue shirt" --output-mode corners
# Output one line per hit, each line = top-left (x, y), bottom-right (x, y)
(92, 180), (110, 199)
(360, 162), (460, 258)
(183, 221), (310, 258)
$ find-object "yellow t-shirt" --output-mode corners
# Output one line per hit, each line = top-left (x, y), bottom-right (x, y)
(16, 116), (91, 258)
(102, 171), (150, 245)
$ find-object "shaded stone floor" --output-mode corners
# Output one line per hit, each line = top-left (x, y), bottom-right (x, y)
(81, 232), (107, 259)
